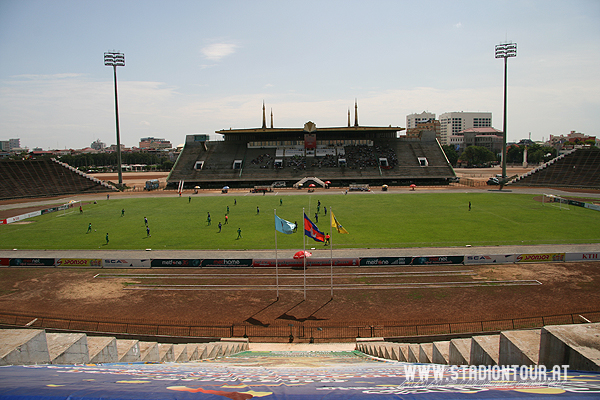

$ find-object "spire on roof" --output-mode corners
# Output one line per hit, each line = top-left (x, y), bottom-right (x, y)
(262, 101), (266, 129)
(348, 109), (351, 127)
(354, 99), (359, 127)
(270, 108), (273, 129)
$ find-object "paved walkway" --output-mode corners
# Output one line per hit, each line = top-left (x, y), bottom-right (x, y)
(1, 243), (598, 260)
(249, 342), (356, 352)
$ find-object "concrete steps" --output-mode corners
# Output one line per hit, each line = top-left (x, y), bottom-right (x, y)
(0, 329), (50, 365)
(0, 329), (249, 365)
(356, 323), (600, 372)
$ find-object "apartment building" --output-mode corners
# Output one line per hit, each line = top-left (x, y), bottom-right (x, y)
(439, 112), (492, 145)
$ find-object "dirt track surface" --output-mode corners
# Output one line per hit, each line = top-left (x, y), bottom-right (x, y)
(1, 261), (599, 326)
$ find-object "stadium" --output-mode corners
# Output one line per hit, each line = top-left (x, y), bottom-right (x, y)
(1, 110), (600, 399)
(166, 103), (455, 190)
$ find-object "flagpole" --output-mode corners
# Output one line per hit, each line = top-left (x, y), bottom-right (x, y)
(329, 207), (333, 299)
(274, 209), (279, 300)
(302, 208), (306, 300)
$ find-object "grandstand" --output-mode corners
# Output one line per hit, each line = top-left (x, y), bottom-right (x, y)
(509, 147), (600, 189)
(0, 158), (117, 200)
(168, 107), (455, 189)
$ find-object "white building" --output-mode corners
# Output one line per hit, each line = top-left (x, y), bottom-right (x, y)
(9, 138), (20, 150)
(406, 111), (436, 130)
(439, 112), (492, 145)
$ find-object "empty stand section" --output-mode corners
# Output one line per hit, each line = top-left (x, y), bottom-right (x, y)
(510, 147), (600, 189)
(0, 159), (117, 200)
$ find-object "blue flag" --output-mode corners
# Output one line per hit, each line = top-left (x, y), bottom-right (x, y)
(275, 214), (295, 234)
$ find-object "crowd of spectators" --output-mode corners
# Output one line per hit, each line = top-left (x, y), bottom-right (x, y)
(375, 145), (399, 169)
(309, 154), (338, 168)
(250, 153), (273, 169)
(344, 145), (378, 169)
(248, 145), (397, 171)
(285, 155), (306, 171)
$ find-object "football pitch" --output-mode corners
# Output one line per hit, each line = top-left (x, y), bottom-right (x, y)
(1, 192), (598, 250)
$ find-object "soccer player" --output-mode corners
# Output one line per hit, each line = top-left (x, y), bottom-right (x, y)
(87, 223), (92, 233)
(314, 212), (318, 223)
(79, 205), (83, 214)
(237, 227), (242, 239)
(218, 222), (222, 233)
(146, 226), (151, 237)
(207, 215), (211, 226)
(256, 206), (260, 215)
(225, 215), (229, 224)
(324, 234), (330, 246)
(227, 206), (229, 214)
(144, 217), (148, 226)
(105, 233), (109, 244)
(121, 208), (125, 217)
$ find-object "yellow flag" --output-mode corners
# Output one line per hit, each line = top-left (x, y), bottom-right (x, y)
(330, 211), (349, 234)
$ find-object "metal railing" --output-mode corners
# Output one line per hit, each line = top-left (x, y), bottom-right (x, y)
(1, 310), (598, 342)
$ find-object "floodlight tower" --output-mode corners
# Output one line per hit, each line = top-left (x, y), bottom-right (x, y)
(104, 51), (125, 186)
(495, 42), (517, 187)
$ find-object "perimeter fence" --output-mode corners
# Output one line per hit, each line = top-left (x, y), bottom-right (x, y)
(1, 310), (598, 342)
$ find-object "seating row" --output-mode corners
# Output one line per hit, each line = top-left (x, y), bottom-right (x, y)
(356, 323), (600, 372)
(0, 159), (115, 200)
(0, 329), (248, 365)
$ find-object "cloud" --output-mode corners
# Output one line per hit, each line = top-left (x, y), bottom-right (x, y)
(201, 43), (238, 61)
(454, 22), (462, 28)
(11, 73), (86, 80)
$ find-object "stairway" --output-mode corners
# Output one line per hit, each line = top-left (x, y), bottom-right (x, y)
(0, 329), (248, 365)
(356, 322), (600, 372)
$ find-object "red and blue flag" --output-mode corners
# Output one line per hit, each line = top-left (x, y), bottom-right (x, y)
(304, 213), (325, 242)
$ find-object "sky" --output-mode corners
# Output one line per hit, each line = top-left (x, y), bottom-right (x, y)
(0, 0), (599, 150)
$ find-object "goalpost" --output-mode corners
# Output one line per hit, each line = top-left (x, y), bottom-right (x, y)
(56, 200), (81, 217)
(542, 194), (570, 211)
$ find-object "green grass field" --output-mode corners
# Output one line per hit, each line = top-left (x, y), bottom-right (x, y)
(1, 192), (598, 250)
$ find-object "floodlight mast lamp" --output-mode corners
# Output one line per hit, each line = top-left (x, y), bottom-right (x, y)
(495, 42), (517, 188)
(104, 51), (125, 186)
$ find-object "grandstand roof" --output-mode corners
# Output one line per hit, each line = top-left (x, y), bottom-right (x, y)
(216, 125), (404, 135)
(216, 102), (404, 137)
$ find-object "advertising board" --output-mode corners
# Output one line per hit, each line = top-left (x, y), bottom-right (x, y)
(9, 258), (56, 267)
(359, 257), (412, 266)
(464, 254), (515, 264)
(253, 258), (359, 268)
(55, 258), (102, 267)
(565, 252), (600, 262)
(150, 259), (202, 268)
(411, 256), (465, 265)
(515, 253), (565, 263)
(201, 259), (253, 268)
(103, 259), (152, 268)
